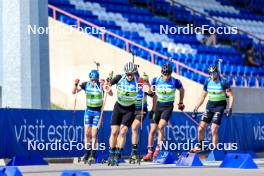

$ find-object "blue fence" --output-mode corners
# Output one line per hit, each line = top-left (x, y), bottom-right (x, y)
(0, 108), (264, 159)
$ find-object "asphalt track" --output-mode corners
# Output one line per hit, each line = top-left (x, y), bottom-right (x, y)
(19, 158), (264, 176)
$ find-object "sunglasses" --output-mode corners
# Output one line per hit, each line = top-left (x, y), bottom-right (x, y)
(162, 73), (171, 76)
(90, 78), (98, 82)
(209, 72), (218, 76)
(126, 73), (134, 77)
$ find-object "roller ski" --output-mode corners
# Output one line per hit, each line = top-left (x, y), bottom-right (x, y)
(107, 156), (119, 166)
(111, 157), (120, 166)
(189, 142), (209, 154)
(107, 150), (116, 166)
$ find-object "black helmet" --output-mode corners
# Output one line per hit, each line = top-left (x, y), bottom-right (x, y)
(161, 63), (173, 75)
(208, 65), (219, 75)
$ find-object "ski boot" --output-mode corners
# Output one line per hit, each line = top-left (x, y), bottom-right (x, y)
(143, 151), (153, 161)
(129, 153), (137, 164)
(83, 150), (90, 164)
(111, 153), (120, 166)
(137, 155), (142, 165)
(153, 148), (160, 160)
(87, 156), (96, 165)
(107, 150), (115, 166)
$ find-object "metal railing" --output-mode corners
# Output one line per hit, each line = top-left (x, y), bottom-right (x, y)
(48, 4), (262, 88)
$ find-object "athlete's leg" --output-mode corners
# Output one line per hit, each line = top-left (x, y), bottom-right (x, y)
(90, 112), (100, 155)
(118, 107), (135, 149)
(143, 119), (158, 161)
(84, 109), (93, 147)
(148, 123), (157, 146)
(83, 108), (93, 160)
(157, 119), (167, 146)
(198, 109), (213, 142)
(109, 125), (120, 148)
(118, 125), (128, 149)
(211, 111), (223, 146)
(211, 123), (219, 146)
(132, 119), (141, 145)
(198, 121), (208, 142)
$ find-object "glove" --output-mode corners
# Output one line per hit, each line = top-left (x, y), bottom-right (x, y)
(143, 72), (149, 81)
(225, 108), (232, 117)
(107, 71), (114, 81)
(148, 110), (154, 119)
(192, 107), (198, 119)
(178, 103), (185, 111)
(74, 79), (80, 86)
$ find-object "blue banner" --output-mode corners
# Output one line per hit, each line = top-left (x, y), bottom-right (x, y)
(0, 108), (264, 159)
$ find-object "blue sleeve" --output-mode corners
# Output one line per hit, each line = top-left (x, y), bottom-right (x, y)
(221, 78), (230, 90)
(174, 78), (183, 89)
(151, 77), (157, 86)
(203, 79), (209, 92)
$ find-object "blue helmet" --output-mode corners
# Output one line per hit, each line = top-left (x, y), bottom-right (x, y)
(89, 70), (99, 79)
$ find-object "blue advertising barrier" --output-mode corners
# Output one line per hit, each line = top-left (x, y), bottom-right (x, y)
(0, 108), (264, 159)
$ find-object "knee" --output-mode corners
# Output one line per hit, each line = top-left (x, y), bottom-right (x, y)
(120, 128), (128, 137)
(132, 125), (138, 133)
(198, 125), (205, 133)
(158, 125), (164, 132)
(111, 129), (119, 137)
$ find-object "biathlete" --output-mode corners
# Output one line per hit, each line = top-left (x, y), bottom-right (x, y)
(191, 65), (234, 153)
(143, 63), (185, 161)
(106, 62), (139, 166)
(129, 72), (155, 163)
(72, 70), (112, 164)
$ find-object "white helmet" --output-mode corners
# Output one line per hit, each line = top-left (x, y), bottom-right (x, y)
(124, 62), (137, 74)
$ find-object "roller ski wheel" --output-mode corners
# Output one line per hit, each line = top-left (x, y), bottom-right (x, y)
(83, 159), (88, 164)
(112, 158), (119, 166)
(101, 158), (107, 164)
(107, 157), (113, 166)
(77, 157), (82, 163)
(129, 155), (137, 164)
(82, 151), (90, 163)
(137, 156), (142, 165)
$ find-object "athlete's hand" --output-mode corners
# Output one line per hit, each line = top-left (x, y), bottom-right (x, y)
(100, 79), (105, 84)
(225, 108), (232, 117)
(192, 107), (198, 119)
(178, 103), (185, 111)
(143, 72), (149, 82)
(74, 79), (80, 86)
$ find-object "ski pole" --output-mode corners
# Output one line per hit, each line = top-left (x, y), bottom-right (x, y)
(181, 111), (199, 126)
